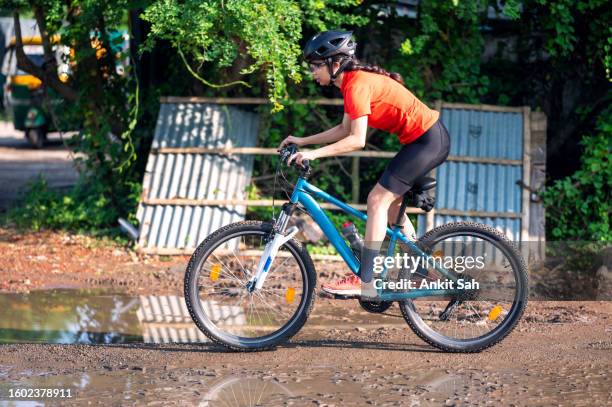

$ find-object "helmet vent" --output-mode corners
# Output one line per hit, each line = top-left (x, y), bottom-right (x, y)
(329, 38), (343, 46)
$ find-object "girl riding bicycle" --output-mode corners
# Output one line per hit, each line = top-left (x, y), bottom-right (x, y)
(185, 31), (527, 351)
(279, 30), (451, 297)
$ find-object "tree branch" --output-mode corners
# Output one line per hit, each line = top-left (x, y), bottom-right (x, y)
(13, 11), (78, 101)
(13, 12), (45, 79)
(33, 6), (54, 64)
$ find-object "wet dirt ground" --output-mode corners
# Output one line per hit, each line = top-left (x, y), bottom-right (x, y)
(0, 228), (611, 405)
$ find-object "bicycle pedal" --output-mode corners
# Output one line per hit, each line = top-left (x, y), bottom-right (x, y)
(319, 291), (360, 300)
(332, 293), (361, 300)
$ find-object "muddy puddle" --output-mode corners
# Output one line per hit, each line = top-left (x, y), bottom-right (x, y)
(0, 363), (609, 406)
(0, 290), (610, 405)
(0, 289), (215, 345)
(0, 289), (404, 346)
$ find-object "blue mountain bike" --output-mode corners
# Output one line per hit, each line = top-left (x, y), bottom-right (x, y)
(185, 145), (528, 352)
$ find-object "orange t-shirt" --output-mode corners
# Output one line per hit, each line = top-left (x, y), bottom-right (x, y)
(340, 70), (439, 144)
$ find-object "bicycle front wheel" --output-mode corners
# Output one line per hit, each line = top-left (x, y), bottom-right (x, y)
(185, 221), (316, 351)
(398, 222), (528, 352)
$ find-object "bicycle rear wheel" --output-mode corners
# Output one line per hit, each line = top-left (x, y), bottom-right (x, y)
(398, 222), (528, 352)
(185, 221), (316, 351)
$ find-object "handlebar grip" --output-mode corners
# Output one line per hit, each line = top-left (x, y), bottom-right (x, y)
(280, 144), (310, 172)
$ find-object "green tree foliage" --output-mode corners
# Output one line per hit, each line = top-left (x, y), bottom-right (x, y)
(6, 176), (141, 235)
(485, 0), (611, 169)
(541, 109), (611, 241)
(6, 0), (143, 232)
(141, 0), (368, 110)
(392, 1), (490, 102)
(3, 0), (609, 244)
(509, 0), (610, 240)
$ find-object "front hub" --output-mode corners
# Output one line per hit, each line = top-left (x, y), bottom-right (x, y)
(245, 280), (256, 293)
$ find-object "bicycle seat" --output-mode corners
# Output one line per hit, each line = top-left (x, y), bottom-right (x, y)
(411, 176), (436, 193)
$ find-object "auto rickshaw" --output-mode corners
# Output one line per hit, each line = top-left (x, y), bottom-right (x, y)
(1, 33), (128, 148)
(0, 35), (71, 148)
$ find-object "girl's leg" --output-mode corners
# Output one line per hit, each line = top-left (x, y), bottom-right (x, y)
(361, 183), (401, 283)
(365, 183), (401, 242)
(387, 197), (417, 241)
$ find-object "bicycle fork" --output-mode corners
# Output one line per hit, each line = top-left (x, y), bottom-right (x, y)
(246, 210), (299, 292)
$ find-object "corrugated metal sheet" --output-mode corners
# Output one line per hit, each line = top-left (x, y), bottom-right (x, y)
(136, 103), (259, 250)
(417, 107), (524, 241)
(416, 214), (521, 269)
(436, 162), (522, 213)
(443, 108), (523, 159)
(417, 214), (521, 242)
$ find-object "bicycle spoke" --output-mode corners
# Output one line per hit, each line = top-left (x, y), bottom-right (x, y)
(211, 253), (248, 283)
(401, 228), (526, 348)
(229, 245), (252, 278)
(201, 265), (244, 288)
(254, 289), (293, 322)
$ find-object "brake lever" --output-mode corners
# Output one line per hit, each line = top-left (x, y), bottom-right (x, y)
(279, 143), (298, 164)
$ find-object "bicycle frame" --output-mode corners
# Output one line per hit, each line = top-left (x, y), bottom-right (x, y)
(288, 176), (461, 301)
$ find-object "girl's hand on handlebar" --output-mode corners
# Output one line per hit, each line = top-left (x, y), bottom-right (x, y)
(278, 135), (303, 150)
(287, 150), (316, 167)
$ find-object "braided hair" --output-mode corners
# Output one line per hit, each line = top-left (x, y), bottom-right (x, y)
(338, 57), (404, 85)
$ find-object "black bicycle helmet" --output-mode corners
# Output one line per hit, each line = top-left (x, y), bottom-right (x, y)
(303, 30), (356, 62)
(303, 30), (356, 84)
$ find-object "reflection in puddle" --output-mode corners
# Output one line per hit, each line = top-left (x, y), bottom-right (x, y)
(0, 290), (267, 345)
(0, 368), (467, 406)
(0, 290), (220, 344)
(1, 367), (609, 406)
(136, 296), (250, 343)
(200, 377), (294, 406)
(0, 290), (143, 344)
(0, 371), (302, 406)
(136, 295), (209, 343)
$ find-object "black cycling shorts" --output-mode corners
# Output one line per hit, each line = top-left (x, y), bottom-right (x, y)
(378, 119), (450, 196)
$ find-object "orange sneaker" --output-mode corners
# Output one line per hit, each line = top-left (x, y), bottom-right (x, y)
(321, 273), (362, 296)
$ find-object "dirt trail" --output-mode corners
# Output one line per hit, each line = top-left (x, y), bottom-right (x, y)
(0, 228), (610, 405)
(1, 301), (610, 406)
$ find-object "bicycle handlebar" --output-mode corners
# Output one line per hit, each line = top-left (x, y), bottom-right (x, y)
(279, 144), (311, 173)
